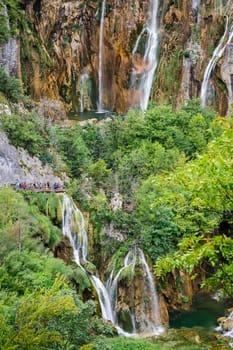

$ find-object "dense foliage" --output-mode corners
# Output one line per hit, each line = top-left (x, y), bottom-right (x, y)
(0, 67), (22, 102)
(0, 188), (116, 349)
(1, 92), (233, 348)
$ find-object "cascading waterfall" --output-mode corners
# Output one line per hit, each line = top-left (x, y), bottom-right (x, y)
(130, 0), (159, 111)
(107, 247), (163, 335)
(107, 249), (137, 325)
(201, 12), (233, 107)
(62, 194), (115, 325)
(138, 248), (161, 330)
(216, 311), (233, 345)
(62, 194), (88, 266)
(97, 0), (106, 113)
(62, 194), (163, 336)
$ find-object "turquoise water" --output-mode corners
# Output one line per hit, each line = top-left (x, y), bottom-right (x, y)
(169, 293), (227, 329)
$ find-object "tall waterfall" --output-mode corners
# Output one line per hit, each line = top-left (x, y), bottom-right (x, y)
(97, 0), (106, 113)
(130, 0), (160, 111)
(62, 194), (163, 336)
(201, 14), (233, 107)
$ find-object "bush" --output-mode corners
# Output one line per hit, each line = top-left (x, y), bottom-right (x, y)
(0, 67), (22, 102)
(0, 112), (45, 155)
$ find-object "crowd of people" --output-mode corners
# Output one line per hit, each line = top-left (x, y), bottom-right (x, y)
(13, 181), (64, 192)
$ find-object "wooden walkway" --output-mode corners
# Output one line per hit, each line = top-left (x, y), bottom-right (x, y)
(10, 184), (65, 193)
(27, 188), (65, 193)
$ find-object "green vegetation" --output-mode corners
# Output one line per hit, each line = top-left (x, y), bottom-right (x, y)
(0, 67), (22, 102)
(0, 2), (10, 43)
(0, 0), (24, 43)
(0, 188), (116, 349)
(1, 92), (233, 348)
(92, 337), (207, 350)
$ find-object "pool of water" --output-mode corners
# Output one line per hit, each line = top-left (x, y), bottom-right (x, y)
(169, 293), (227, 329)
(69, 110), (114, 121)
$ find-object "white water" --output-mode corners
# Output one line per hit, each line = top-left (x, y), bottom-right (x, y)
(130, 0), (160, 111)
(90, 275), (115, 323)
(192, 0), (200, 9)
(62, 195), (163, 336)
(97, 0), (106, 112)
(138, 248), (161, 331)
(62, 195), (88, 265)
(107, 249), (137, 323)
(216, 311), (233, 341)
(201, 15), (233, 107)
(79, 72), (89, 113)
(107, 247), (163, 335)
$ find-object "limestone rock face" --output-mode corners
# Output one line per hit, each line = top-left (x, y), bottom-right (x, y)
(0, 4), (21, 78)
(0, 38), (21, 77)
(0, 131), (64, 185)
(22, 0), (149, 114)
(221, 44), (233, 114)
(4, 0), (233, 114)
(160, 270), (194, 311)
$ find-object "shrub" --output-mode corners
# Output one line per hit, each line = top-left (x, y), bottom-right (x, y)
(0, 67), (22, 102)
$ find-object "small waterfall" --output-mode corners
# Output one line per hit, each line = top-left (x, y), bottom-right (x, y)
(62, 195), (88, 266)
(138, 248), (161, 330)
(79, 72), (89, 113)
(201, 15), (233, 107)
(216, 311), (233, 340)
(107, 250), (137, 320)
(62, 195), (163, 336)
(97, 0), (106, 113)
(107, 247), (163, 335)
(90, 275), (115, 323)
(192, 0), (200, 9)
(130, 0), (160, 111)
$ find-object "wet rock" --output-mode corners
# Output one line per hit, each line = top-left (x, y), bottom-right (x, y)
(54, 236), (73, 263)
(218, 310), (233, 333)
(221, 44), (233, 115)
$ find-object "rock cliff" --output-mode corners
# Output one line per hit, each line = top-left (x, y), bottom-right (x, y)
(1, 0), (232, 115)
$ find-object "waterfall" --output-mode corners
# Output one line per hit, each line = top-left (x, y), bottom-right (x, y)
(130, 0), (160, 111)
(62, 194), (88, 266)
(97, 0), (106, 113)
(79, 72), (89, 113)
(107, 247), (163, 335)
(201, 16), (233, 107)
(192, 0), (200, 9)
(138, 248), (161, 330)
(90, 275), (115, 323)
(62, 194), (163, 336)
(107, 250), (137, 319)
(216, 311), (233, 339)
